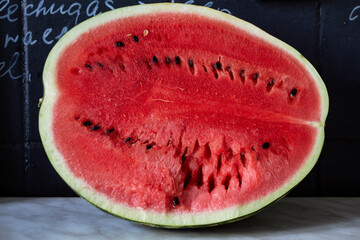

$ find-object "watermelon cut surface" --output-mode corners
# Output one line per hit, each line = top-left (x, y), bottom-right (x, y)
(39, 3), (328, 227)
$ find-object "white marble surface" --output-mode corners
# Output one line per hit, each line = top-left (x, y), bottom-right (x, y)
(0, 197), (359, 240)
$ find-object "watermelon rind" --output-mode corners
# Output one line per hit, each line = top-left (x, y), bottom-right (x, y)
(39, 3), (328, 228)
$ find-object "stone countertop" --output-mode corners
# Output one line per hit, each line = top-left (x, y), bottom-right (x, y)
(0, 197), (359, 239)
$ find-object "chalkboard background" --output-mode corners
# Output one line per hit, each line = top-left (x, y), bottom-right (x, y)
(1, 0), (359, 197)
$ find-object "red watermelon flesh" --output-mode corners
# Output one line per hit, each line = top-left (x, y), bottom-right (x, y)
(40, 4), (328, 227)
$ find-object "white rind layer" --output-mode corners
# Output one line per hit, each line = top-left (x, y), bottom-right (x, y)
(39, 3), (328, 227)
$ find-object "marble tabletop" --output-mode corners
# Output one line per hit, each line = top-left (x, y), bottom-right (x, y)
(0, 197), (359, 240)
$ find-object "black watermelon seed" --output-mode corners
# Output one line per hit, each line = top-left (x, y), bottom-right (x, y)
(290, 88), (298, 97)
(82, 121), (92, 126)
(133, 35), (139, 42)
(175, 56), (181, 65)
(173, 197), (180, 206)
(165, 56), (171, 64)
(215, 61), (222, 70)
(240, 70), (245, 76)
(97, 62), (103, 67)
(146, 144), (153, 150)
(105, 128), (114, 134)
(188, 59), (194, 68)
(269, 79), (274, 86)
(90, 124), (100, 131)
(262, 142), (270, 149)
(253, 73), (258, 80)
(116, 41), (124, 47)
(85, 64), (92, 69)
(152, 56), (158, 63)
(125, 137), (132, 143)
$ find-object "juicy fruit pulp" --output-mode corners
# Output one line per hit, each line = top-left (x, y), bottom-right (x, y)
(40, 3), (328, 227)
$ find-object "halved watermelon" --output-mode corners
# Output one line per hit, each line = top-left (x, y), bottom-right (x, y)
(39, 3), (328, 228)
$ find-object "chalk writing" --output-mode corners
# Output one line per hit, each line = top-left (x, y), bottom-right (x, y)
(0, 52), (22, 80)
(0, 0), (116, 80)
(349, 5), (360, 21)
(0, 0), (231, 80)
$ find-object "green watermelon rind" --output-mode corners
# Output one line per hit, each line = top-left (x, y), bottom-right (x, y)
(39, 3), (328, 228)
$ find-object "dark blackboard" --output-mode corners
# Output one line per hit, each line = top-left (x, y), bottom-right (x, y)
(1, 0), (359, 196)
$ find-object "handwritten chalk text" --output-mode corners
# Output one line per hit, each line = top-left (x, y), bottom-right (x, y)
(0, 0), (231, 80)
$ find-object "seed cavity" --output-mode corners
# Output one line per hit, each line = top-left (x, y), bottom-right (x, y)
(267, 79), (275, 92)
(226, 148), (233, 159)
(204, 142), (212, 159)
(208, 174), (215, 193)
(181, 154), (186, 163)
(240, 69), (245, 83)
(226, 66), (234, 80)
(82, 121), (92, 126)
(175, 56), (181, 65)
(188, 59), (194, 68)
(222, 174), (231, 190)
(262, 142), (270, 149)
(133, 35), (139, 42)
(152, 56), (158, 63)
(193, 140), (200, 153)
(165, 56), (171, 64)
(188, 59), (194, 74)
(240, 151), (247, 166)
(90, 124), (100, 131)
(181, 147), (188, 164)
(252, 73), (258, 85)
(290, 88), (298, 98)
(116, 41), (124, 47)
(125, 137), (132, 143)
(203, 65), (208, 72)
(196, 165), (203, 187)
(85, 64), (92, 70)
(237, 171), (242, 186)
(183, 170), (192, 189)
(217, 154), (222, 171)
(212, 65), (219, 79)
(173, 197), (180, 207)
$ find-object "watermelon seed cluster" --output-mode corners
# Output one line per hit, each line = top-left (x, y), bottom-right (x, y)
(79, 33), (301, 106)
(75, 116), (279, 207)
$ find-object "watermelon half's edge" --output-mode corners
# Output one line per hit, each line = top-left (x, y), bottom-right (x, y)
(39, 3), (329, 228)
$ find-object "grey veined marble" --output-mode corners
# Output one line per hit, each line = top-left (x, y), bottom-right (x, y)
(0, 197), (359, 240)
